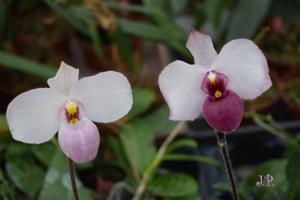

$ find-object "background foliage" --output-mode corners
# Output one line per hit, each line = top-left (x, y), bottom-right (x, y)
(0, 0), (300, 199)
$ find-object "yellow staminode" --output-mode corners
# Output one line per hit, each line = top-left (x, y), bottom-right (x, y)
(215, 90), (222, 98)
(208, 71), (216, 85)
(66, 101), (77, 115)
(65, 101), (78, 124)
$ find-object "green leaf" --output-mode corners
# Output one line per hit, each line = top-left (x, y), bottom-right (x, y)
(204, 0), (224, 30)
(106, 1), (150, 15)
(163, 154), (219, 166)
(6, 144), (45, 198)
(166, 193), (199, 200)
(166, 138), (198, 153)
(0, 51), (55, 79)
(148, 172), (198, 197)
(110, 26), (135, 70)
(226, 0), (271, 41)
(120, 120), (156, 174)
(119, 19), (167, 41)
(248, 159), (288, 200)
(286, 147), (300, 199)
(0, 169), (15, 200)
(127, 87), (156, 119)
(144, 106), (177, 135)
(0, 115), (9, 135)
(43, 0), (90, 36)
(107, 136), (134, 179)
(31, 142), (56, 166)
(39, 150), (92, 200)
(168, 0), (188, 16)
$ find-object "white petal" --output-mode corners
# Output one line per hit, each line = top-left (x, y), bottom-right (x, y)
(47, 62), (79, 96)
(186, 29), (217, 68)
(158, 60), (207, 121)
(6, 88), (65, 144)
(212, 39), (272, 99)
(70, 71), (133, 123)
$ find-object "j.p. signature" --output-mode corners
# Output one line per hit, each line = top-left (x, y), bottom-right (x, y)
(256, 174), (274, 187)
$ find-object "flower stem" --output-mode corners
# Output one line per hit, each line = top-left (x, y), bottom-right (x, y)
(68, 158), (80, 200)
(132, 122), (185, 200)
(216, 132), (239, 200)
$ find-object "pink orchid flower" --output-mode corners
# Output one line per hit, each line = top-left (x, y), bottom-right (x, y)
(6, 62), (133, 163)
(159, 30), (272, 133)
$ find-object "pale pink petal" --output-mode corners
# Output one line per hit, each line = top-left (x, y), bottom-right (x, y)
(70, 71), (133, 123)
(186, 29), (217, 68)
(47, 62), (79, 96)
(58, 117), (100, 164)
(158, 60), (207, 121)
(6, 88), (65, 144)
(212, 39), (272, 99)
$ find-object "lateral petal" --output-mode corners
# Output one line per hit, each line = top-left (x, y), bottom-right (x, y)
(70, 71), (133, 123)
(6, 88), (65, 144)
(212, 39), (272, 99)
(159, 60), (207, 121)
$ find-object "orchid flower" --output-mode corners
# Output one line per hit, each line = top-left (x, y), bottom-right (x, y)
(6, 62), (133, 163)
(159, 30), (272, 133)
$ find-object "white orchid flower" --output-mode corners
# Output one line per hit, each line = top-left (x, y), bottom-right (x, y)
(6, 62), (133, 163)
(159, 29), (272, 133)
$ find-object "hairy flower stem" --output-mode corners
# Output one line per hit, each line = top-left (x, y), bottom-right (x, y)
(132, 122), (185, 200)
(68, 158), (80, 200)
(216, 132), (239, 200)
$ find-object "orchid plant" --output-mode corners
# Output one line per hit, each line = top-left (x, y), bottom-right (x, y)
(6, 62), (133, 199)
(158, 29), (272, 200)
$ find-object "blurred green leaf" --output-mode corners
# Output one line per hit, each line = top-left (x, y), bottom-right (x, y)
(46, 3), (105, 60)
(166, 193), (199, 200)
(0, 51), (55, 79)
(148, 172), (198, 197)
(6, 144), (45, 198)
(166, 138), (198, 153)
(0, 115), (9, 135)
(168, 0), (188, 16)
(110, 26), (136, 70)
(144, 106), (177, 135)
(106, 1), (150, 15)
(127, 88), (156, 120)
(286, 147), (300, 199)
(204, 0), (224, 30)
(213, 181), (231, 192)
(43, 0), (90, 36)
(226, 0), (271, 41)
(31, 142), (56, 166)
(143, 0), (162, 8)
(248, 159), (288, 200)
(39, 150), (92, 200)
(120, 119), (156, 174)
(163, 154), (219, 166)
(119, 19), (167, 41)
(0, 169), (15, 200)
(108, 136), (134, 179)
